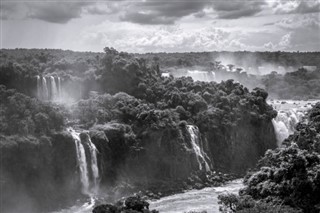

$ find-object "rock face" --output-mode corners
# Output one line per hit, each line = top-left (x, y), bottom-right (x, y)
(89, 117), (276, 187)
(0, 132), (83, 213)
(0, 110), (277, 213)
(204, 119), (277, 174)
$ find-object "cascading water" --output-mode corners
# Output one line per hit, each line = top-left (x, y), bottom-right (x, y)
(42, 76), (49, 100)
(68, 127), (90, 194)
(67, 127), (100, 195)
(58, 77), (62, 98)
(187, 125), (210, 171)
(186, 70), (216, 82)
(270, 100), (318, 146)
(50, 76), (59, 101)
(87, 136), (100, 192)
(36, 75), (41, 98)
(36, 75), (62, 102)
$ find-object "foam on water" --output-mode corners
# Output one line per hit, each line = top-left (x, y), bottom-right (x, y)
(269, 100), (318, 145)
(187, 125), (210, 171)
(149, 179), (243, 213)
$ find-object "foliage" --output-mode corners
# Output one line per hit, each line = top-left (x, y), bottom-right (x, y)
(0, 85), (65, 135)
(92, 195), (158, 213)
(219, 103), (320, 213)
(262, 68), (320, 99)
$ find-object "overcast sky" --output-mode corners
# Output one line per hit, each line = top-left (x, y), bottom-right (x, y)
(1, 0), (320, 53)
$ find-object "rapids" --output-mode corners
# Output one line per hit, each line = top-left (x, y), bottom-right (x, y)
(53, 180), (243, 213)
(149, 179), (243, 213)
(269, 100), (318, 145)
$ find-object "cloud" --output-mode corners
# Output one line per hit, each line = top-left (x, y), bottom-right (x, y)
(264, 14), (320, 51)
(278, 32), (292, 47)
(120, 0), (269, 24)
(79, 21), (252, 52)
(272, 0), (320, 14)
(120, 0), (209, 25)
(211, 0), (267, 19)
(26, 2), (91, 23)
(0, 1), (99, 23)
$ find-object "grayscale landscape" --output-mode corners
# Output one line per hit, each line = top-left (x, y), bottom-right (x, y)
(1, 1), (320, 213)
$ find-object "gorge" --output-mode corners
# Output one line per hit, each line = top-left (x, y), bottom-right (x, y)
(0, 48), (319, 213)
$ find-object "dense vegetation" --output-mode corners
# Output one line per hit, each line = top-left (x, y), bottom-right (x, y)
(0, 85), (65, 136)
(262, 69), (320, 99)
(137, 51), (320, 70)
(1, 48), (319, 100)
(219, 103), (320, 213)
(93, 196), (158, 213)
(2, 47), (304, 213)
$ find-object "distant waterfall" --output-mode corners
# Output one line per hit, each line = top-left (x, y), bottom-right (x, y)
(36, 75), (62, 102)
(57, 77), (62, 98)
(187, 125), (210, 171)
(50, 76), (59, 101)
(187, 70), (216, 82)
(272, 109), (305, 145)
(36, 75), (41, 99)
(270, 100), (316, 146)
(42, 76), (49, 100)
(67, 127), (100, 195)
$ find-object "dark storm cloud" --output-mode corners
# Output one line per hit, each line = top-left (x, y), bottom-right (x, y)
(27, 2), (91, 24)
(120, 0), (268, 25)
(0, 1), (96, 23)
(212, 0), (267, 19)
(120, 0), (209, 25)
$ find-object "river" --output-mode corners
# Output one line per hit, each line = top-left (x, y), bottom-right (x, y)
(52, 179), (243, 213)
(149, 179), (243, 213)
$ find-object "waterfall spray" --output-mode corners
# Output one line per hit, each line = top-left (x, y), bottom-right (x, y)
(87, 137), (100, 191)
(67, 127), (100, 195)
(36, 75), (41, 99)
(68, 128), (90, 194)
(187, 125), (210, 171)
(57, 77), (62, 99)
(270, 100), (316, 146)
(50, 76), (58, 101)
(187, 70), (215, 82)
(42, 77), (49, 101)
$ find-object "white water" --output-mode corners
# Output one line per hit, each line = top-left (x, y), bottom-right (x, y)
(58, 77), (62, 98)
(87, 136), (100, 192)
(187, 125), (210, 171)
(68, 127), (90, 194)
(150, 179), (243, 213)
(269, 100), (318, 145)
(50, 76), (59, 101)
(42, 76), (49, 100)
(51, 197), (96, 213)
(67, 127), (100, 195)
(186, 70), (216, 82)
(36, 75), (61, 102)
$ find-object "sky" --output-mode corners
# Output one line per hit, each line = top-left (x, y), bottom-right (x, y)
(1, 0), (320, 53)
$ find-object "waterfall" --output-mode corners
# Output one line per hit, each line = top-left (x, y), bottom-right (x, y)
(57, 77), (62, 98)
(68, 127), (90, 194)
(36, 75), (62, 102)
(187, 125), (210, 171)
(36, 75), (41, 99)
(87, 136), (100, 191)
(187, 70), (215, 82)
(270, 100), (316, 146)
(67, 127), (100, 195)
(42, 76), (49, 100)
(50, 76), (59, 101)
